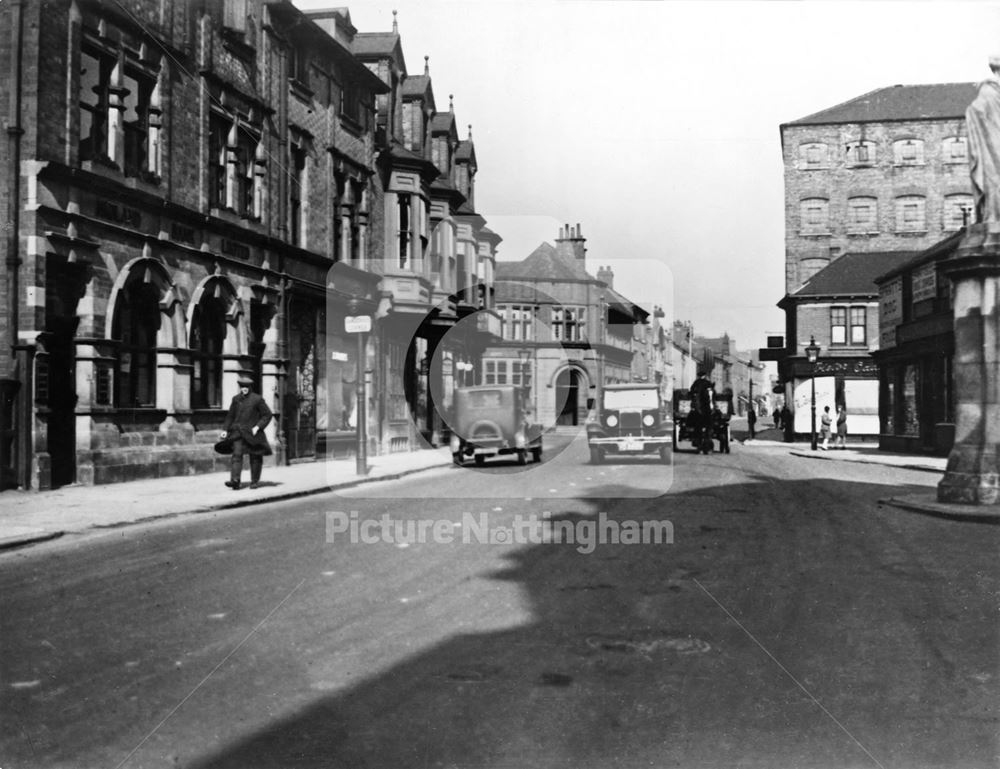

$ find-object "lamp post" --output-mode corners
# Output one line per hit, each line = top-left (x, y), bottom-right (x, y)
(346, 299), (369, 476)
(805, 335), (820, 451)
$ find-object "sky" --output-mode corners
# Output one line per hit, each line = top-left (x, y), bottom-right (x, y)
(296, 0), (1000, 353)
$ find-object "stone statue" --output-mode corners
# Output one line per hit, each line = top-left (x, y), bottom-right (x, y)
(966, 56), (1000, 223)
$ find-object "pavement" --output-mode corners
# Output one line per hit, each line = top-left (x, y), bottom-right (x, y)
(1, 426), (996, 552)
(0, 447), (456, 551)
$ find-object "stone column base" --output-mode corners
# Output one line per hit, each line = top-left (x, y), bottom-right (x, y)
(937, 444), (1000, 504)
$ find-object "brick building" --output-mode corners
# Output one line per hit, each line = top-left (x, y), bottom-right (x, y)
(769, 83), (977, 438)
(781, 83), (977, 293)
(0, 0), (500, 490)
(777, 250), (916, 436)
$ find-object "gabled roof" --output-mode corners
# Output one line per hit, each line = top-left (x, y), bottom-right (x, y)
(455, 139), (476, 164)
(402, 74), (432, 98)
(352, 32), (400, 56)
(430, 112), (457, 134)
(785, 83), (977, 127)
(495, 242), (594, 283)
(792, 251), (919, 298)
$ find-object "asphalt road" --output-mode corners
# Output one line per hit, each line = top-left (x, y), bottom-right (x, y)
(1, 434), (998, 769)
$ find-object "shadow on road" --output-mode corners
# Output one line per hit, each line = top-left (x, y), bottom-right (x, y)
(185, 475), (1000, 769)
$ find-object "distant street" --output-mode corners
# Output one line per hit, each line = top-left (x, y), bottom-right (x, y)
(2, 436), (998, 769)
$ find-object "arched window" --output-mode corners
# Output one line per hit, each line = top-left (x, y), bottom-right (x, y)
(943, 193), (974, 231)
(893, 138), (925, 166)
(798, 143), (829, 169)
(799, 197), (830, 235)
(112, 281), (161, 407)
(191, 297), (227, 409)
(894, 195), (926, 232)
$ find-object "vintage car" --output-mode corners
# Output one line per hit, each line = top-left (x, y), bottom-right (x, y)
(449, 385), (543, 466)
(673, 386), (732, 454)
(586, 384), (672, 463)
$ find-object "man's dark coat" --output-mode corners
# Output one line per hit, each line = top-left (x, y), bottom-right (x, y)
(221, 391), (273, 456)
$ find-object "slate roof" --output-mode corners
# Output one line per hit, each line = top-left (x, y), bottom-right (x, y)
(402, 74), (432, 97)
(430, 112), (456, 134)
(792, 251), (920, 298)
(785, 83), (977, 126)
(495, 243), (594, 283)
(352, 32), (400, 56)
(455, 140), (475, 161)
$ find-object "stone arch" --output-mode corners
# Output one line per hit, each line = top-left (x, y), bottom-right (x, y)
(106, 256), (185, 348)
(188, 274), (246, 356)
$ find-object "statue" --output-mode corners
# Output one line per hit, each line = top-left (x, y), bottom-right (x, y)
(966, 56), (1000, 223)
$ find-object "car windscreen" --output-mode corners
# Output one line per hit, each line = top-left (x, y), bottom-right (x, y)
(467, 390), (503, 409)
(603, 389), (659, 410)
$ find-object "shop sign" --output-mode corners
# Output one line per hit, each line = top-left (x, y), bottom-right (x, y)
(345, 315), (372, 333)
(911, 263), (937, 304)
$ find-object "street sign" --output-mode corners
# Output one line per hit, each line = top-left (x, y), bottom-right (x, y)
(330, 351), (349, 362)
(344, 315), (371, 333)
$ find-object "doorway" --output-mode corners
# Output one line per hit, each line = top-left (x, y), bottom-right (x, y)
(556, 368), (581, 426)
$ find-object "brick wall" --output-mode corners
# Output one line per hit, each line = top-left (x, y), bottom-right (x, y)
(782, 118), (971, 293)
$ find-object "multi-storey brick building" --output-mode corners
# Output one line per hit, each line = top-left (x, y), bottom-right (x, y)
(769, 83), (977, 437)
(781, 83), (977, 293)
(0, 0), (499, 490)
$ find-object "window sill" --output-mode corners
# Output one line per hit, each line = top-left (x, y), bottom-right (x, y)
(894, 230), (928, 236)
(114, 408), (167, 425)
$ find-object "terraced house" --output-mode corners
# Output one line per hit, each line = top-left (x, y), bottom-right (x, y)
(0, 0), (501, 489)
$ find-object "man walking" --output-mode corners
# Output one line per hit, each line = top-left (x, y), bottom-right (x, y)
(221, 376), (273, 489)
(747, 406), (757, 440)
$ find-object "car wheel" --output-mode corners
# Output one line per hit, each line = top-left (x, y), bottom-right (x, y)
(589, 447), (603, 464)
(452, 452), (464, 466)
(532, 447), (542, 463)
(474, 455), (486, 467)
(517, 449), (527, 466)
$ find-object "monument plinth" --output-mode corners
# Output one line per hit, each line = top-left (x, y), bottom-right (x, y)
(937, 223), (1000, 504)
(937, 58), (1000, 505)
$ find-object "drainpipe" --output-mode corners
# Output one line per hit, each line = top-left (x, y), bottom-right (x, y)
(5, 0), (24, 350)
(1, 0), (25, 490)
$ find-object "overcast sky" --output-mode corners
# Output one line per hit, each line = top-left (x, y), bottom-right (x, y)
(296, 0), (1000, 352)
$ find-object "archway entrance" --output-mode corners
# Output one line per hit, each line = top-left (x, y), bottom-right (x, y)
(555, 368), (582, 426)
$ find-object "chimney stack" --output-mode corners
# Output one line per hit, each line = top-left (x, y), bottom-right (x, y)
(597, 265), (614, 289)
(555, 221), (587, 262)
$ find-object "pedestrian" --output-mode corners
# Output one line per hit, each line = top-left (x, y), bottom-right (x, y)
(773, 406), (781, 429)
(836, 405), (848, 449)
(780, 405), (792, 440)
(221, 376), (273, 489)
(820, 405), (832, 450)
(747, 407), (756, 440)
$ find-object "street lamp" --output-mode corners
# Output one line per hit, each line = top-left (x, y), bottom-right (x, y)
(805, 335), (821, 451)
